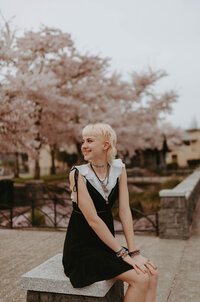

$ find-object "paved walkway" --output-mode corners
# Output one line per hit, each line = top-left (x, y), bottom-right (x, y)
(0, 201), (200, 302)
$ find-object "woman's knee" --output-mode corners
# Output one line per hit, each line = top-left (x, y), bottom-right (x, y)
(129, 273), (150, 291)
(114, 269), (150, 291)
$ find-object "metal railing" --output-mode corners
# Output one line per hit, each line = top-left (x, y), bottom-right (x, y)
(0, 197), (159, 236)
(130, 208), (159, 236)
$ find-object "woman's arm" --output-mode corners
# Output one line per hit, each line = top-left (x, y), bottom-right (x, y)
(69, 169), (122, 253)
(118, 167), (137, 251)
(118, 167), (158, 274)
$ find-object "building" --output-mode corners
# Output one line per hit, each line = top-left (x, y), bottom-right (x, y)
(28, 144), (77, 176)
(0, 144), (77, 177)
(167, 129), (200, 167)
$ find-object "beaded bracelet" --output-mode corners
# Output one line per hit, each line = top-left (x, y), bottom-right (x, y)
(129, 249), (140, 257)
(115, 247), (124, 257)
(116, 247), (141, 259)
(115, 247), (129, 259)
(121, 250), (129, 259)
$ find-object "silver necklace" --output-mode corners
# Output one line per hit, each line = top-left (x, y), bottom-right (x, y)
(90, 162), (110, 204)
(92, 163), (107, 168)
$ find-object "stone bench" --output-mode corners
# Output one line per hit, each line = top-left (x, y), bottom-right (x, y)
(21, 253), (124, 302)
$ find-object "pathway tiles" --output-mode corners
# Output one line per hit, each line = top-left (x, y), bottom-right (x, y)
(0, 223), (198, 302)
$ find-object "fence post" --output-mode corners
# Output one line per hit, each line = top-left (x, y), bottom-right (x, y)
(54, 197), (57, 228)
(31, 193), (35, 227)
(9, 206), (13, 229)
(155, 212), (159, 236)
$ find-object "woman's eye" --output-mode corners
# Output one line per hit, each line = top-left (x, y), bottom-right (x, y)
(82, 139), (92, 144)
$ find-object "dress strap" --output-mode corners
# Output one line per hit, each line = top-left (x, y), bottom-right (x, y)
(70, 166), (79, 207)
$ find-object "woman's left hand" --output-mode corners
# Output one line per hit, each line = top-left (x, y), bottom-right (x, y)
(130, 254), (157, 275)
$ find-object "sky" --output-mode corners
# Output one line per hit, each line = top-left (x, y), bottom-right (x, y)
(1, 0), (200, 129)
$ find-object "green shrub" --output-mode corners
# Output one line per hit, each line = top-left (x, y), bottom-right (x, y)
(159, 177), (181, 190)
(112, 176), (181, 220)
(130, 199), (144, 218)
(31, 209), (46, 226)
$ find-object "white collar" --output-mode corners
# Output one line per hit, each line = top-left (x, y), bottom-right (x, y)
(71, 158), (125, 200)
(79, 158), (124, 179)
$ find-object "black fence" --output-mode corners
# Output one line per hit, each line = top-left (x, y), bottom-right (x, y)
(130, 208), (159, 236)
(0, 196), (159, 236)
(0, 196), (69, 229)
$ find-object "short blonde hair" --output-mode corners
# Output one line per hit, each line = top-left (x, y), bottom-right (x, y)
(82, 123), (117, 165)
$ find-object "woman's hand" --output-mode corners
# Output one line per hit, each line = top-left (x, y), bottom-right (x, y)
(132, 254), (157, 275)
(123, 254), (157, 275)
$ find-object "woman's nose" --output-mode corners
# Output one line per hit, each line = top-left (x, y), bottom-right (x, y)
(82, 142), (88, 149)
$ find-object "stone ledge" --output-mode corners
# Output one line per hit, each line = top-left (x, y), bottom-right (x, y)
(159, 170), (200, 199)
(159, 190), (188, 197)
(21, 253), (118, 297)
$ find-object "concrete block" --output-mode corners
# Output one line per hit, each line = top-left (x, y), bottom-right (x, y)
(22, 253), (124, 302)
(26, 281), (124, 302)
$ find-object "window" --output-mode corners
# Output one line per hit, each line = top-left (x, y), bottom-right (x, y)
(172, 154), (177, 162)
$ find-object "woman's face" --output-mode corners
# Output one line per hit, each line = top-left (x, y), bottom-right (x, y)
(81, 134), (109, 161)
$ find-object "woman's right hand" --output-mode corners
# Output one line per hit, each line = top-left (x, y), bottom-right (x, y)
(122, 254), (148, 275)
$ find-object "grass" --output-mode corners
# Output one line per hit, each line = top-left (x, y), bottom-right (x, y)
(13, 173), (69, 184)
(31, 209), (46, 226)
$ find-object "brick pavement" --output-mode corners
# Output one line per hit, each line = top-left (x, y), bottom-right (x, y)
(1, 202), (200, 302)
(166, 199), (200, 302)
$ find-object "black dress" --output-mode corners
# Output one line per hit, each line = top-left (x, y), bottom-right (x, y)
(62, 164), (133, 288)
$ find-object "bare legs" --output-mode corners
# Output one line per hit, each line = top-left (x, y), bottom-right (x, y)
(124, 274), (149, 302)
(114, 268), (159, 302)
(144, 271), (159, 302)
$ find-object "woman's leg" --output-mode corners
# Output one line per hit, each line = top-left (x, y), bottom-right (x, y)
(114, 269), (150, 302)
(145, 269), (159, 302)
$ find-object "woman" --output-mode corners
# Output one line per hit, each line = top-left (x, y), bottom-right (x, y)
(62, 123), (158, 302)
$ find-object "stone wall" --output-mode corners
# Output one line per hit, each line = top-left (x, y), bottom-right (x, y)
(159, 169), (200, 239)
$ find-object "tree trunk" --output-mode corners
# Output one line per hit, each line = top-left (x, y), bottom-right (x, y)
(14, 152), (19, 178)
(50, 144), (57, 175)
(34, 102), (42, 179)
(34, 155), (40, 179)
(139, 149), (144, 168)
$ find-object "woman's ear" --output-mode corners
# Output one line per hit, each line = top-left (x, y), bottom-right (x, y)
(103, 141), (110, 150)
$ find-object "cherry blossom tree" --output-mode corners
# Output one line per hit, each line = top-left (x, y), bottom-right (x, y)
(0, 18), (185, 177)
(112, 68), (183, 161)
(0, 87), (37, 177)
(69, 67), (184, 164)
(0, 22), (73, 177)
(0, 20), (135, 175)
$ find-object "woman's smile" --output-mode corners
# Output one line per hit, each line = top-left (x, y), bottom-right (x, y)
(83, 150), (92, 155)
